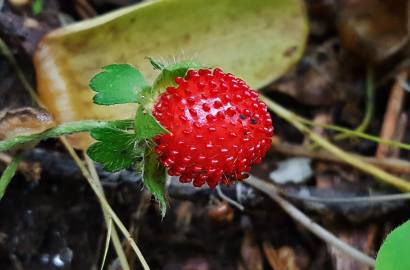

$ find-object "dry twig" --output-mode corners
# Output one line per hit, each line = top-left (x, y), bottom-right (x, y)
(271, 139), (410, 174)
(246, 176), (376, 267)
(376, 70), (407, 158)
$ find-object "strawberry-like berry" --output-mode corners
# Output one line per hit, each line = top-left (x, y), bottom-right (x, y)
(153, 68), (273, 188)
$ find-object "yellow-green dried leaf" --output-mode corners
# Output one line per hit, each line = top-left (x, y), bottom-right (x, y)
(35, 0), (308, 148)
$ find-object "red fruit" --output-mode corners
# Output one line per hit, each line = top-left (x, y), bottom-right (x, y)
(152, 68), (273, 188)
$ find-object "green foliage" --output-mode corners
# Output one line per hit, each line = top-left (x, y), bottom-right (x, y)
(87, 128), (142, 172)
(90, 64), (148, 105)
(134, 106), (168, 140)
(376, 220), (410, 269)
(87, 61), (171, 216)
(0, 153), (23, 200)
(143, 149), (167, 217)
(32, 0), (43, 15)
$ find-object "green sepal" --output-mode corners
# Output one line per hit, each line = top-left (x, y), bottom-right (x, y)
(142, 60), (202, 106)
(90, 64), (148, 105)
(143, 148), (167, 217)
(152, 61), (202, 92)
(87, 127), (143, 172)
(134, 106), (168, 140)
(146, 57), (166, 71)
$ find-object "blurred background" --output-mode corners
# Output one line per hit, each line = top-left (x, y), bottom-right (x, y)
(1, 0), (410, 269)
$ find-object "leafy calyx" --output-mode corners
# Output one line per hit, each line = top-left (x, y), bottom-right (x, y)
(87, 58), (202, 216)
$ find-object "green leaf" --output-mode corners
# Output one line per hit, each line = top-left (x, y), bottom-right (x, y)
(90, 127), (135, 146)
(90, 64), (148, 105)
(134, 107), (168, 140)
(87, 128), (142, 172)
(32, 0), (43, 15)
(0, 153), (23, 200)
(376, 220), (410, 270)
(143, 149), (167, 217)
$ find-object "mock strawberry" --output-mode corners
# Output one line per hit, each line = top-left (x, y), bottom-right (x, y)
(152, 68), (273, 188)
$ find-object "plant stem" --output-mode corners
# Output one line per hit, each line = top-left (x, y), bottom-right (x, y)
(295, 115), (410, 151)
(0, 151), (23, 199)
(261, 95), (410, 192)
(335, 66), (374, 140)
(85, 154), (131, 270)
(271, 140), (410, 174)
(0, 119), (133, 152)
(60, 137), (150, 270)
(283, 191), (410, 204)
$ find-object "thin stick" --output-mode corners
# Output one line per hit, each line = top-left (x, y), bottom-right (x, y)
(0, 151), (23, 199)
(261, 95), (410, 192)
(376, 70), (407, 158)
(391, 113), (407, 158)
(271, 140), (410, 174)
(100, 217), (112, 270)
(60, 137), (150, 270)
(85, 155), (131, 270)
(296, 116), (410, 151)
(246, 176), (375, 267)
(216, 185), (244, 211)
(283, 191), (410, 204)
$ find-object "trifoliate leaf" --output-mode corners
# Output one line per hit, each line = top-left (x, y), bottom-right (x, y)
(90, 127), (135, 146)
(87, 127), (142, 172)
(90, 64), (148, 105)
(143, 149), (167, 217)
(134, 106), (168, 140)
(376, 220), (410, 270)
(106, 119), (134, 130)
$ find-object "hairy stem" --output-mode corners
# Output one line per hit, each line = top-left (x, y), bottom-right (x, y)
(0, 119), (133, 152)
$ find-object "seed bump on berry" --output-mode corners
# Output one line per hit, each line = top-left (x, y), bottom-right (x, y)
(152, 68), (273, 188)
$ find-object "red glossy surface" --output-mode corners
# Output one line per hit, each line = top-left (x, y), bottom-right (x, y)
(153, 68), (273, 188)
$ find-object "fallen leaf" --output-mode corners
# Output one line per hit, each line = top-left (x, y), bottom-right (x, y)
(0, 107), (54, 140)
(269, 40), (347, 106)
(34, 0), (308, 148)
(336, 0), (410, 62)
